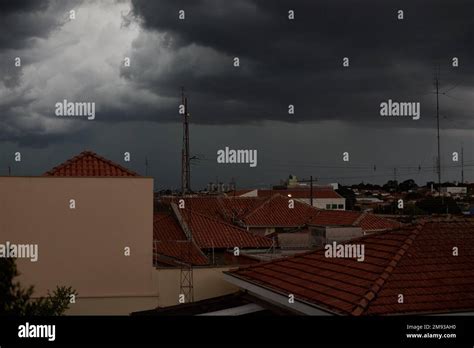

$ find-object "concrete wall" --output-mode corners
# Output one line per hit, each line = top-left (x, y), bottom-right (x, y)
(310, 226), (363, 247)
(0, 176), (155, 314)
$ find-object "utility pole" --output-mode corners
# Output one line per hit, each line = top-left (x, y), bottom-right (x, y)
(310, 175), (313, 207)
(393, 167), (397, 182)
(435, 72), (442, 195)
(461, 144), (464, 184)
(181, 87), (191, 195)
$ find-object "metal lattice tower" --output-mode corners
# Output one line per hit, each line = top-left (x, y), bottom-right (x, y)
(172, 202), (194, 303)
(179, 239), (194, 303)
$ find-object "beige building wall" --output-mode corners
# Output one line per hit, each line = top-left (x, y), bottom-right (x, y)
(65, 267), (238, 314)
(0, 176), (155, 314)
(0, 177), (239, 315)
(152, 267), (238, 308)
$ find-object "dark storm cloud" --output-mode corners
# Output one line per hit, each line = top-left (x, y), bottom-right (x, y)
(0, 0), (79, 49)
(0, 0), (473, 176)
(129, 0), (474, 128)
(0, 0), (82, 89)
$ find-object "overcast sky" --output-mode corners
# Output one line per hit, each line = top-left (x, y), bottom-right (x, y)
(0, 0), (473, 189)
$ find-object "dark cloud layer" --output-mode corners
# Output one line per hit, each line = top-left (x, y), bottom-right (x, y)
(0, 0), (78, 49)
(0, 0), (473, 187)
(130, 0), (474, 127)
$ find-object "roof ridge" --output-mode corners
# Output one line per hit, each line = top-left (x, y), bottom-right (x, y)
(86, 151), (140, 176)
(352, 212), (367, 226)
(244, 193), (317, 221)
(44, 150), (139, 176)
(184, 208), (271, 240)
(216, 195), (233, 221)
(350, 221), (426, 316)
(242, 194), (280, 220)
(44, 151), (87, 175)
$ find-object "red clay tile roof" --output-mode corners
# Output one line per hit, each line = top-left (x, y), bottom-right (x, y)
(308, 209), (361, 226)
(257, 188), (343, 199)
(154, 240), (208, 266)
(180, 209), (274, 249)
(357, 213), (402, 231)
(153, 212), (187, 240)
(160, 196), (267, 223)
(308, 210), (401, 232)
(153, 212), (208, 266)
(366, 220), (474, 315)
(242, 194), (318, 227)
(153, 209), (273, 265)
(43, 151), (139, 177)
(227, 220), (474, 315)
(160, 195), (399, 231)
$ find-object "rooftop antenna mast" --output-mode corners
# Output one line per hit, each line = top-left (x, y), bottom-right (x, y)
(435, 67), (442, 195)
(181, 87), (191, 195)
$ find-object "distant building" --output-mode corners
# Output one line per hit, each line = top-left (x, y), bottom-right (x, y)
(441, 186), (467, 195)
(235, 188), (346, 210)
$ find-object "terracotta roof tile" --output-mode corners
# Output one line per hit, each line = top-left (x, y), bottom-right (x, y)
(152, 209), (273, 265)
(308, 210), (360, 226)
(161, 195), (400, 232)
(153, 212), (187, 240)
(227, 220), (474, 315)
(154, 240), (208, 266)
(180, 209), (274, 249)
(242, 194), (318, 227)
(43, 151), (139, 177)
(152, 212), (208, 266)
(309, 210), (401, 232)
(160, 196), (266, 223)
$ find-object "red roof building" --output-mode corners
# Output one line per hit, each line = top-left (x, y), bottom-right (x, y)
(153, 208), (274, 267)
(43, 150), (139, 177)
(160, 196), (266, 224)
(242, 194), (318, 227)
(158, 194), (400, 236)
(225, 220), (474, 315)
(309, 210), (401, 232)
(153, 212), (208, 266)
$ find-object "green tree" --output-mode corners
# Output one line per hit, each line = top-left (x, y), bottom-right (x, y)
(0, 257), (77, 315)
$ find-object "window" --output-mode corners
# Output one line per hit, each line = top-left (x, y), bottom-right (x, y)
(338, 204), (344, 209)
(331, 204), (338, 209)
(326, 204), (331, 209)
